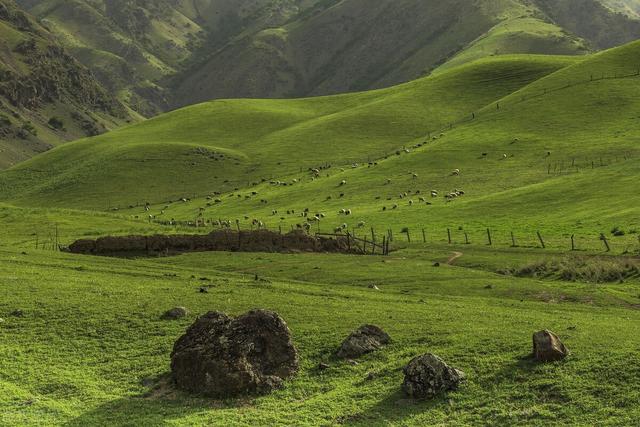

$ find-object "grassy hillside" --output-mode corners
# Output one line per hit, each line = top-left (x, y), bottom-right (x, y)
(0, 54), (577, 209)
(1, 234), (640, 425)
(3, 40), (639, 250)
(0, 0), (134, 168)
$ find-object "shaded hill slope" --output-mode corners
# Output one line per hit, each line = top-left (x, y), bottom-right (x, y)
(0, 0), (133, 168)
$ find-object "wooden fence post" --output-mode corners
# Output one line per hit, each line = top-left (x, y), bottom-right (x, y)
(422, 228), (426, 243)
(347, 232), (351, 252)
(600, 233), (611, 252)
(571, 234), (576, 251)
(487, 228), (492, 246)
(537, 231), (546, 249)
(371, 227), (376, 244)
(464, 232), (470, 245)
(447, 228), (452, 244)
(382, 236), (387, 255)
(511, 231), (516, 247)
(406, 229), (411, 243)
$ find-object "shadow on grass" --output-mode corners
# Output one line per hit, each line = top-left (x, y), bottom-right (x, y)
(337, 388), (455, 426)
(63, 374), (254, 426)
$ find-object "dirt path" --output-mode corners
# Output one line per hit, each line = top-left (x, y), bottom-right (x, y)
(446, 251), (464, 265)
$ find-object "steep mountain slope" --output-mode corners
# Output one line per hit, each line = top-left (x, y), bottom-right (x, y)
(15, 0), (210, 116)
(15, 0), (640, 114)
(171, 0), (640, 107)
(600, 0), (640, 17)
(0, 0), (132, 168)
(15, 0), (321, 116)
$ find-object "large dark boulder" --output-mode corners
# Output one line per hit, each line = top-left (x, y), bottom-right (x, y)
(533, 330), (569, 362)
(170, 309), (299, 398)
(336, 324), (391, 358)
(402, 353), (465, 399)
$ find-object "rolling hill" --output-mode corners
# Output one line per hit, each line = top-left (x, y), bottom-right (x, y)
(1, 39), (639, 246)
(0, 0), (134, 168)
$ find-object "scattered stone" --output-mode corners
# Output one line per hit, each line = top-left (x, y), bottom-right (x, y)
(402, 353), (465, 399)
(368, 284), (380, 290)
(337, 325), (391, 359)
(10, 309), (24, 317)
(433, 262), (440, 267)
(484, 284), (493, 289)
(318, 362), (330, 371)
(365, 372), (377, 381)
(171, 309), (299, 398)
(533, 330), (569, 362)
(161, 307), (188, 320)
(199, 287), (208, 293)
(347, 359), (359, 366)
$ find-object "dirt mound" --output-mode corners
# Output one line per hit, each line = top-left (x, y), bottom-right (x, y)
(170, 309), (299, 398)
(67, 230), (363, 256)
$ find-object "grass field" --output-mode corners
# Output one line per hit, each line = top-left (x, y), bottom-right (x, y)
(1, 34), (640, 427)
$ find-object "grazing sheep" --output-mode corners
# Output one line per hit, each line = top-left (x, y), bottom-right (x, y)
(340, 180), (347, 186)
(386, 178), (392, 185)
(345, 209), (352, 216)
(357, 221), (366, 228)
(419, 197), (426, 202)
(409, 200), (414, 206)
(411, 173), (418, 179)
(452, 169), (460, 176)
(392, 204), (399, 210)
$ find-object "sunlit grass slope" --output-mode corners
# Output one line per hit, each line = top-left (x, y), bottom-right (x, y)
(110, 42), (640, 245)
(0, 54), (577, 209)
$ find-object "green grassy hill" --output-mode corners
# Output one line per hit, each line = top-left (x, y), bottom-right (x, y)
(0, 54), (577, 208)
(2, 40), (640, 248)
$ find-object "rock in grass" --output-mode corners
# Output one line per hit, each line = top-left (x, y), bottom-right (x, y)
(533, 330), (569, 362)
(337, 325), (391, 359)
(402, 353), (465, 399)
(171, 309), (298, 398)
(161, 307), (188, 320)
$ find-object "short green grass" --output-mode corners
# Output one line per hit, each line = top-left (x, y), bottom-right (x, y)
(2, 28), (640, 427)
(2, 242), (640, 425)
